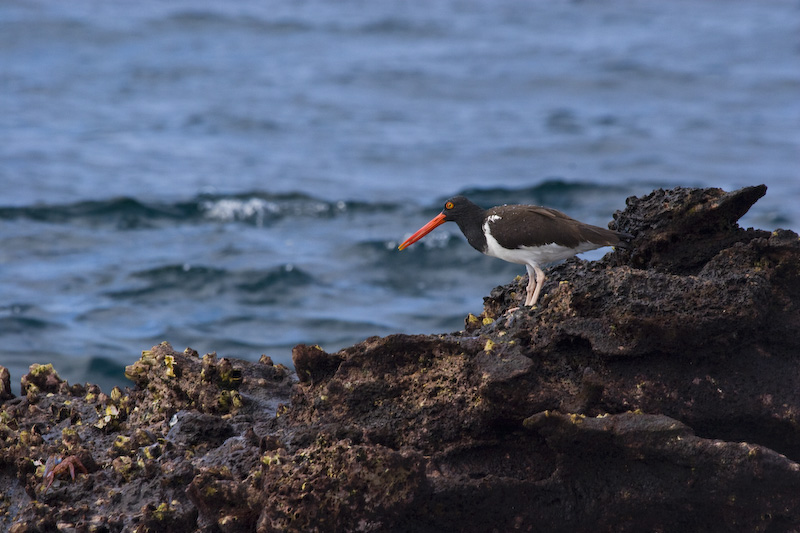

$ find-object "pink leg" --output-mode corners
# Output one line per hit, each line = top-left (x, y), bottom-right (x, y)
(524, 264), (546, 306)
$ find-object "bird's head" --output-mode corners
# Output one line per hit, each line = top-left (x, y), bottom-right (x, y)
(439, 195), (482, 223)
(398, 196), (482, 250)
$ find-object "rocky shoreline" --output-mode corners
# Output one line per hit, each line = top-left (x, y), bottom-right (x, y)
(2, 185), (799, 532)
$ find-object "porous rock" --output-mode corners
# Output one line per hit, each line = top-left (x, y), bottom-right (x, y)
(0, 365), (13, 401)
(1, 185), (799, 532)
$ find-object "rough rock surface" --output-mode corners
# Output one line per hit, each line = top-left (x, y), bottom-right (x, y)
(2, 185), (799, 532)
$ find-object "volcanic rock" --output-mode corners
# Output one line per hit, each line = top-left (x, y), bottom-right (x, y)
(1, 185), (799, 532)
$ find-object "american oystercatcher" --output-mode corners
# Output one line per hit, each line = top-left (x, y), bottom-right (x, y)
(398, 196), (632, 307)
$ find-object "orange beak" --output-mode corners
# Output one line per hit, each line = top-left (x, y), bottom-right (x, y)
(398, 212), (447, 250)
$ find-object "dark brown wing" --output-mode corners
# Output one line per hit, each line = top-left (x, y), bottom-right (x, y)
(486, 205), (624, 249)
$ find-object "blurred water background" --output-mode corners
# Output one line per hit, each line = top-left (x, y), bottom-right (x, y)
(1, 0), (798, 392)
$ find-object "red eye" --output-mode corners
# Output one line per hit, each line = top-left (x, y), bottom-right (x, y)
(445, 201), (454, 209)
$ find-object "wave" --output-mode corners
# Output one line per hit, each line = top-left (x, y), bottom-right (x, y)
(454, 178), (632, 209)
(0, 181), (629, 229)
(198, 193), (341, 225)
(154, 11), (314, 34)
(0, 192), (399, 228)
(352, 18), (446, 37)
(0, 197), (199, 228)
(105, 263), (315, 304)
(234, 264), (313, 293)
(153, 9), (444, 38)
(0, 315), (65, 334)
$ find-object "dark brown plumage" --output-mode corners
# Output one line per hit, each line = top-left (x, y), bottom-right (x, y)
(399, 196), (632, 307)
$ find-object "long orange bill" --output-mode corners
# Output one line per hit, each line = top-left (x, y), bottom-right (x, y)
(398, 212), (447, 250)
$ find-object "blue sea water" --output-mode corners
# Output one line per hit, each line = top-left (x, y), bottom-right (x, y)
(1, 0), (798, 392)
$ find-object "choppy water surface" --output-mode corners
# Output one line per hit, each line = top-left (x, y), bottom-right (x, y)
(1, 0), (798, 391)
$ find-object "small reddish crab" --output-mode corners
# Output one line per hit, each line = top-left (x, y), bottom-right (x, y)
(43, 455), (88, 492)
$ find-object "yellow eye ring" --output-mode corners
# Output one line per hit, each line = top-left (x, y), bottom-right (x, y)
(445, 201), (454, 209)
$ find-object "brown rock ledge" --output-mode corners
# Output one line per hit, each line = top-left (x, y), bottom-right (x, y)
(1, 185), (799, 532)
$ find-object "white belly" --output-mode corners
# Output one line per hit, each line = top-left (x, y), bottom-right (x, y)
(483, 221), (606, 267)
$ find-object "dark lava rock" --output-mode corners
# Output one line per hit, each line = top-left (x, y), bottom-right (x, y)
(20, 363), (66, 397)
(0, 343), (295, 532)
(293, 344), (344, 385)
(1, 185), (799, 532)
(610, 184), (769, 274)
(0, 365), (12, 401)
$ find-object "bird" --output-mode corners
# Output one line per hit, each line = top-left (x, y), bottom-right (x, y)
(398, 196), (632, 307)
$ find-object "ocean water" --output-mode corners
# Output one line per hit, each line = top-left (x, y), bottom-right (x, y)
(1, 0), (798, 392)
